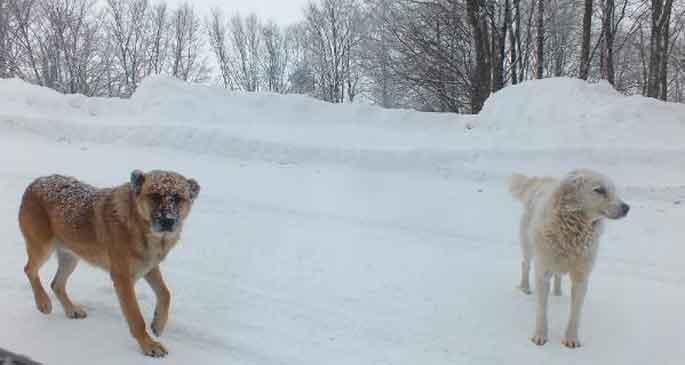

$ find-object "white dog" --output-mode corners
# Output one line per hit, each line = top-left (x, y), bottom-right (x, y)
(509, 169), (629, 348)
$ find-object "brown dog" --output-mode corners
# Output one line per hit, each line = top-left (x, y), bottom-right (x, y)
(19, 170), (200, 357)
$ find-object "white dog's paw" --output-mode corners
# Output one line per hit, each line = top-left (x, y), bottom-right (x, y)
(518, 286), (532, 295)
(531, 333), (548, 346)
(562, 337), (582, 348)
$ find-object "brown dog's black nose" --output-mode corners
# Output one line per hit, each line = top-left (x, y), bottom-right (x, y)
(159, 217), (176, 231)
(621, 203), (630, 216)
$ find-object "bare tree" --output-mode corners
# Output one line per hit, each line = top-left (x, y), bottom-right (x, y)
(467, 0), (492, 111)
(599, 0), (630, 84)
(302, 0), (364, 103)
(646, 0), (673, 99)
(510, 0), (522, 84)
(6, 0), (43, 83)
(369, 0), (473, 112)
(170, 2), (208, 82)
(106, 0), (151, 95)
(536, 0), (545, 79)
(359, 0), (398, 107)
(261, 20), (291, 93)
(207, 7), (234, 89)
(0, 0), (8, 78)
(147, 2), (169, 75)
(578, 0), (592, 79)
(39, 0), (101, 94)
(0, 0), (110, 94)
(287, 22), (316, 95)
(501, 0), (513, 86)
(228, 13), (262, 91)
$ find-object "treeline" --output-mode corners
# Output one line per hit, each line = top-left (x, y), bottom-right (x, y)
(0, 0), (683, 113)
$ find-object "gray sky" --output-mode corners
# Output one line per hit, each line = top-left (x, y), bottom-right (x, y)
(171, 0), (310, 25)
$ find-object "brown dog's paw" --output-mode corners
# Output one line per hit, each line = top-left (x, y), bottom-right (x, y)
(562, 337), (582, 348)
(66, 306), (87, 319)
(141, 339), (168, 358)
(35, 294), (52, 315)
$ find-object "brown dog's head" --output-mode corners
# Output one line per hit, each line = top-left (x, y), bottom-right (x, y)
(560, 169), (629, 221)
(130, 170), (200, 234)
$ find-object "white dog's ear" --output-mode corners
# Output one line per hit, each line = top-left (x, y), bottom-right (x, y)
(559, 171), (585, 211)
(564, 170), (588, 188)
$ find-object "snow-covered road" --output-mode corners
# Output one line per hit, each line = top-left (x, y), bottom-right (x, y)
(0, 77), (683, 364)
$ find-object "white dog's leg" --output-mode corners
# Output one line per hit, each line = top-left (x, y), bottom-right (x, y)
(519, 218), (533, 295)
(553, 274), (562, 296)
(519, 261), (532, 294)
(532, 270), (552, 345)
(562, 277), (588, 348)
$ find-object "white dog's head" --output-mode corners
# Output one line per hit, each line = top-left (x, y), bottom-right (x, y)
(560, 169), (630, 221)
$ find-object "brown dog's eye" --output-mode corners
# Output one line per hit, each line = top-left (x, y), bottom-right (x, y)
(172, 194), (182, 203)
(594, 186), (607, 196)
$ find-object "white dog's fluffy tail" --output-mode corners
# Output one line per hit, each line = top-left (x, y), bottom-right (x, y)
(508, 173), (535, 202)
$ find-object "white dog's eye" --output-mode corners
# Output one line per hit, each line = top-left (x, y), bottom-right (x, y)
(594, 186), (607, 196)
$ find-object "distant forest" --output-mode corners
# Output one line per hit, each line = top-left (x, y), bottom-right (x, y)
(0, 0), (682, 113)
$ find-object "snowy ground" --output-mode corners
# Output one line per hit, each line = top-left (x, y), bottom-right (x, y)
(0, 77), (683, 364)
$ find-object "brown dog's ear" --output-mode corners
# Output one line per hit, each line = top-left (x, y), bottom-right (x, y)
(131, 170), (145, 195)
(188, 178), (200, 200)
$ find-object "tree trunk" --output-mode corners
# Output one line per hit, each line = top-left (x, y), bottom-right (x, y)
(659, 8), (670, 100)
(647, 0), (662, 97)
(0, 0), (6, 78)
(606, 20), (615, 85)
(466, 0), (491, 113)
(579, 0), (593, 80)
(535, 0), (544, 79)
(510, 0), (520, 85)
(647, 0), (673, 98)
(600, 0), (615, 84)
(494, 0), (509, 91)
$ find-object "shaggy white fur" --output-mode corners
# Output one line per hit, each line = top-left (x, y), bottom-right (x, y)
(509, 169), (629, 348)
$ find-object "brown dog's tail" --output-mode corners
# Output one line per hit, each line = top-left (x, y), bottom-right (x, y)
(508, 173), (535, 203)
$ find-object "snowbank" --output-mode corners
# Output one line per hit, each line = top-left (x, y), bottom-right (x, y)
(1, 76), (684, 167)
(0, 76), (476, 167)
(479, 77), (685, 148)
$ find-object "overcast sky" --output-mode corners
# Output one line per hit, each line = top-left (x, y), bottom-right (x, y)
(170, 0), (310, 25)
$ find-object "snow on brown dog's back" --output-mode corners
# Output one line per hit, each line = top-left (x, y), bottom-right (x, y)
(19, 170), (200, 357)
(509, 169), (629, 348)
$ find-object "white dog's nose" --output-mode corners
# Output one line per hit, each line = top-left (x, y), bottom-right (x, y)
(621, 203), (630, 216)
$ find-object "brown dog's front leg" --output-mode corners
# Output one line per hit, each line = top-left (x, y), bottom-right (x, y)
(145, 267), (171, 337)
(111, 272), (168, 357)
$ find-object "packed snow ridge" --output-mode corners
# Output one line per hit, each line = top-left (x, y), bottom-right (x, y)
(1, 76), (684, 153)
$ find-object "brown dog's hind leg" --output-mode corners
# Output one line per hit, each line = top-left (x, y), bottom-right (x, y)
(20, 191), (56, 314)
(23, 238), (54, 315)
(51, 249), (87, 319)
